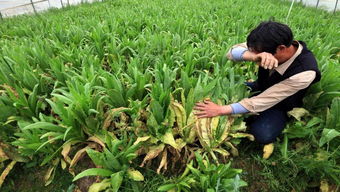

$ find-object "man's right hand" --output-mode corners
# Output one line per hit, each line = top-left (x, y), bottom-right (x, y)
(242, 51), (278, 70)
(253, 52), (278, 70)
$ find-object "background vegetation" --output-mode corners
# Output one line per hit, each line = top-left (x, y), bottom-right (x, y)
(0, 0), (339, 191)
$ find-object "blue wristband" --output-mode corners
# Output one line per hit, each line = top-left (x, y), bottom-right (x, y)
(230, 103), (249, 114)
(230, 47), (248, 61)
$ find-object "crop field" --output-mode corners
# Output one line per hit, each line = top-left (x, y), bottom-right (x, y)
(0, 0), (339, 191)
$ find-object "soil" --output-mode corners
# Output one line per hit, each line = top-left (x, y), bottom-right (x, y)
(1, 162), (73, 192)
(232, 156), (271, 192)
(231, 139), (271, 192)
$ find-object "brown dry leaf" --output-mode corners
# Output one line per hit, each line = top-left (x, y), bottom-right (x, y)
(44, 158), (59, 186)
(0, 146), (9, 162)
(44, 166), (55, 185)
(103, 107), (128, 130)
(263, 143), (274, 159)
(0, 160), (16, 188)
(1, 84), (19, 98)
(140, 144), (165, 167)
(87, 136), (105, 148)
(68, 146), (95, 175)
(157, 149), (168, 174)
(0, 142), (27, 162)
(61, 142), (73, 164)
(120, 112), (129, 123)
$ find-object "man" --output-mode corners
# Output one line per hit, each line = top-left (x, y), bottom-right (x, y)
(194, 21), (321, 157)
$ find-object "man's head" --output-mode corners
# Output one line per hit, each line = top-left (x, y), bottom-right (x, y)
(246, 21), (294, 59)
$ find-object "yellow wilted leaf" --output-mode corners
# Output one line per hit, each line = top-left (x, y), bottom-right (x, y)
(161, 131), (178, 149)
(133, 136), (150, 146)
(168, 105), (176, 131)
(320, 180), (329, 192)
(61, 159), (67, 170)
(213, 148), (230, 157)
(231, 121), (246, 132)
(187, 111), (197, 126)
(185, 112), (197, 143)
(127, 168), (144, 181)
(171, 101), (187, 130)
(263, 143), (274, 159)
(186, 128), (197, 144)
(225, 142), (239, 157)
(175, 138), (186, 151)
(288, 108), (309, 121)
(196, 117), (211, 148)
(89, 179), (111, 192)
(210, 116), (219, 135)
(218, 116), (234, 143)
(315, 150), (329, 161)
(140, 144), (165, 167)
(157, 150), (168, 174)
(0, 160), (16, 188)
(229, 133), (255, 141)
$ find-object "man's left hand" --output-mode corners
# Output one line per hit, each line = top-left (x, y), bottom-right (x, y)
(194, 100), (232, 118)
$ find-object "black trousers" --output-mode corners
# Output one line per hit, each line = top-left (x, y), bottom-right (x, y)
(245, 82), (288, 144)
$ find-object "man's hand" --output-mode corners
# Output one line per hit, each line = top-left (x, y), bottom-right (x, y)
(243, 51), (278, 70)
(194, 100), (232, 118)
(253, 52), (278, 69)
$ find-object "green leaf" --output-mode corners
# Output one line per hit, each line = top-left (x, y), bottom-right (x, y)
(150, 100), (164, 124)
(86, 148), (104, 167)
(157, 184), (177, 191)
(73, 168), (113, 181)
(111, 171), (123, 192)
(28, 84), (39, 116)
(23, 122), (64, 132)
(319, 129), (340, 147)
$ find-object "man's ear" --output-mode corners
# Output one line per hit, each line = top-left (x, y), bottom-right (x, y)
(276, 45), (286, 52)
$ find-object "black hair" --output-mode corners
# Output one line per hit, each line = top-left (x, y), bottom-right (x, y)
(246, 21), (293, 54)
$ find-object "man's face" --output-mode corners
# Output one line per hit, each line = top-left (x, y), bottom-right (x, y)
(272, 45), (287, 64)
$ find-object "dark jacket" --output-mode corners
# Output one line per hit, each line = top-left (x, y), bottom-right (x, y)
(257, 41), (321, 111)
